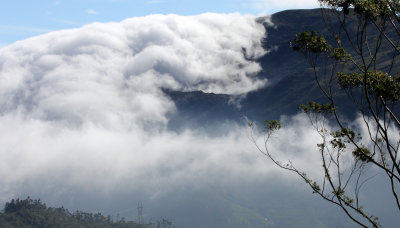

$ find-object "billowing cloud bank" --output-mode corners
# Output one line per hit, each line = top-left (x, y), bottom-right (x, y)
(0, 13), (272, 201)
(0, 10), (395, 206)
(0, 13), (267, 128)
(2, 11), (383, 210)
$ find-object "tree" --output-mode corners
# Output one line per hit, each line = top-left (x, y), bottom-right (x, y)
(0, 197), (157, 228)
(251, 1), (400, 227)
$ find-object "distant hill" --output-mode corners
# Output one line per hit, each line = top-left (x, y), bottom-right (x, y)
(0, 197), (174, 228)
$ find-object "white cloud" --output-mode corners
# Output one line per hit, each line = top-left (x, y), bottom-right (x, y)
(0, 13), (269, 201)
(250, 113), (339, 182)
(87, 8), (100, 15)
(0, 111), (333, 202)
(0, 13), (267, 127)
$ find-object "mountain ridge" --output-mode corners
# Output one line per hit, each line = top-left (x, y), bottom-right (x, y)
(167, 8), (335, 130)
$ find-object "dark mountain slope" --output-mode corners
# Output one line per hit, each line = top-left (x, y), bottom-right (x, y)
(168, 9), (342, 129)
(257, 9), (331, 84)
(246, 9), (337, 120)
(168, 8), (399, 129)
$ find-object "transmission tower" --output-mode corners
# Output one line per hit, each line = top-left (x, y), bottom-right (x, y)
(137, 202), (143, 227)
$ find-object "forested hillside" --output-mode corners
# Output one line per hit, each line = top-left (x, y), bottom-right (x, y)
(0, 198), (174, 228)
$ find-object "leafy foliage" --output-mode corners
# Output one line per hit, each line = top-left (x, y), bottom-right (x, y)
(292, 30), (331, 53)
(337, 71), (400, 101)
(299, 101), (335, 114)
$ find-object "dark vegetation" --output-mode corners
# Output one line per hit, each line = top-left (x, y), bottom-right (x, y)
(0, 197), (175, 228)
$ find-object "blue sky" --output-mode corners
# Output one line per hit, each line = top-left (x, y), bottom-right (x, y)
(0, 0), (318, 46)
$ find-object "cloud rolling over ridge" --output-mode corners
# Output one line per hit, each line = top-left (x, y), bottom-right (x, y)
(2, 11), (382, 212)
(0, 13), (272, 200)
(0, 13), (267, 127)
(1, 10), (399, 228)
